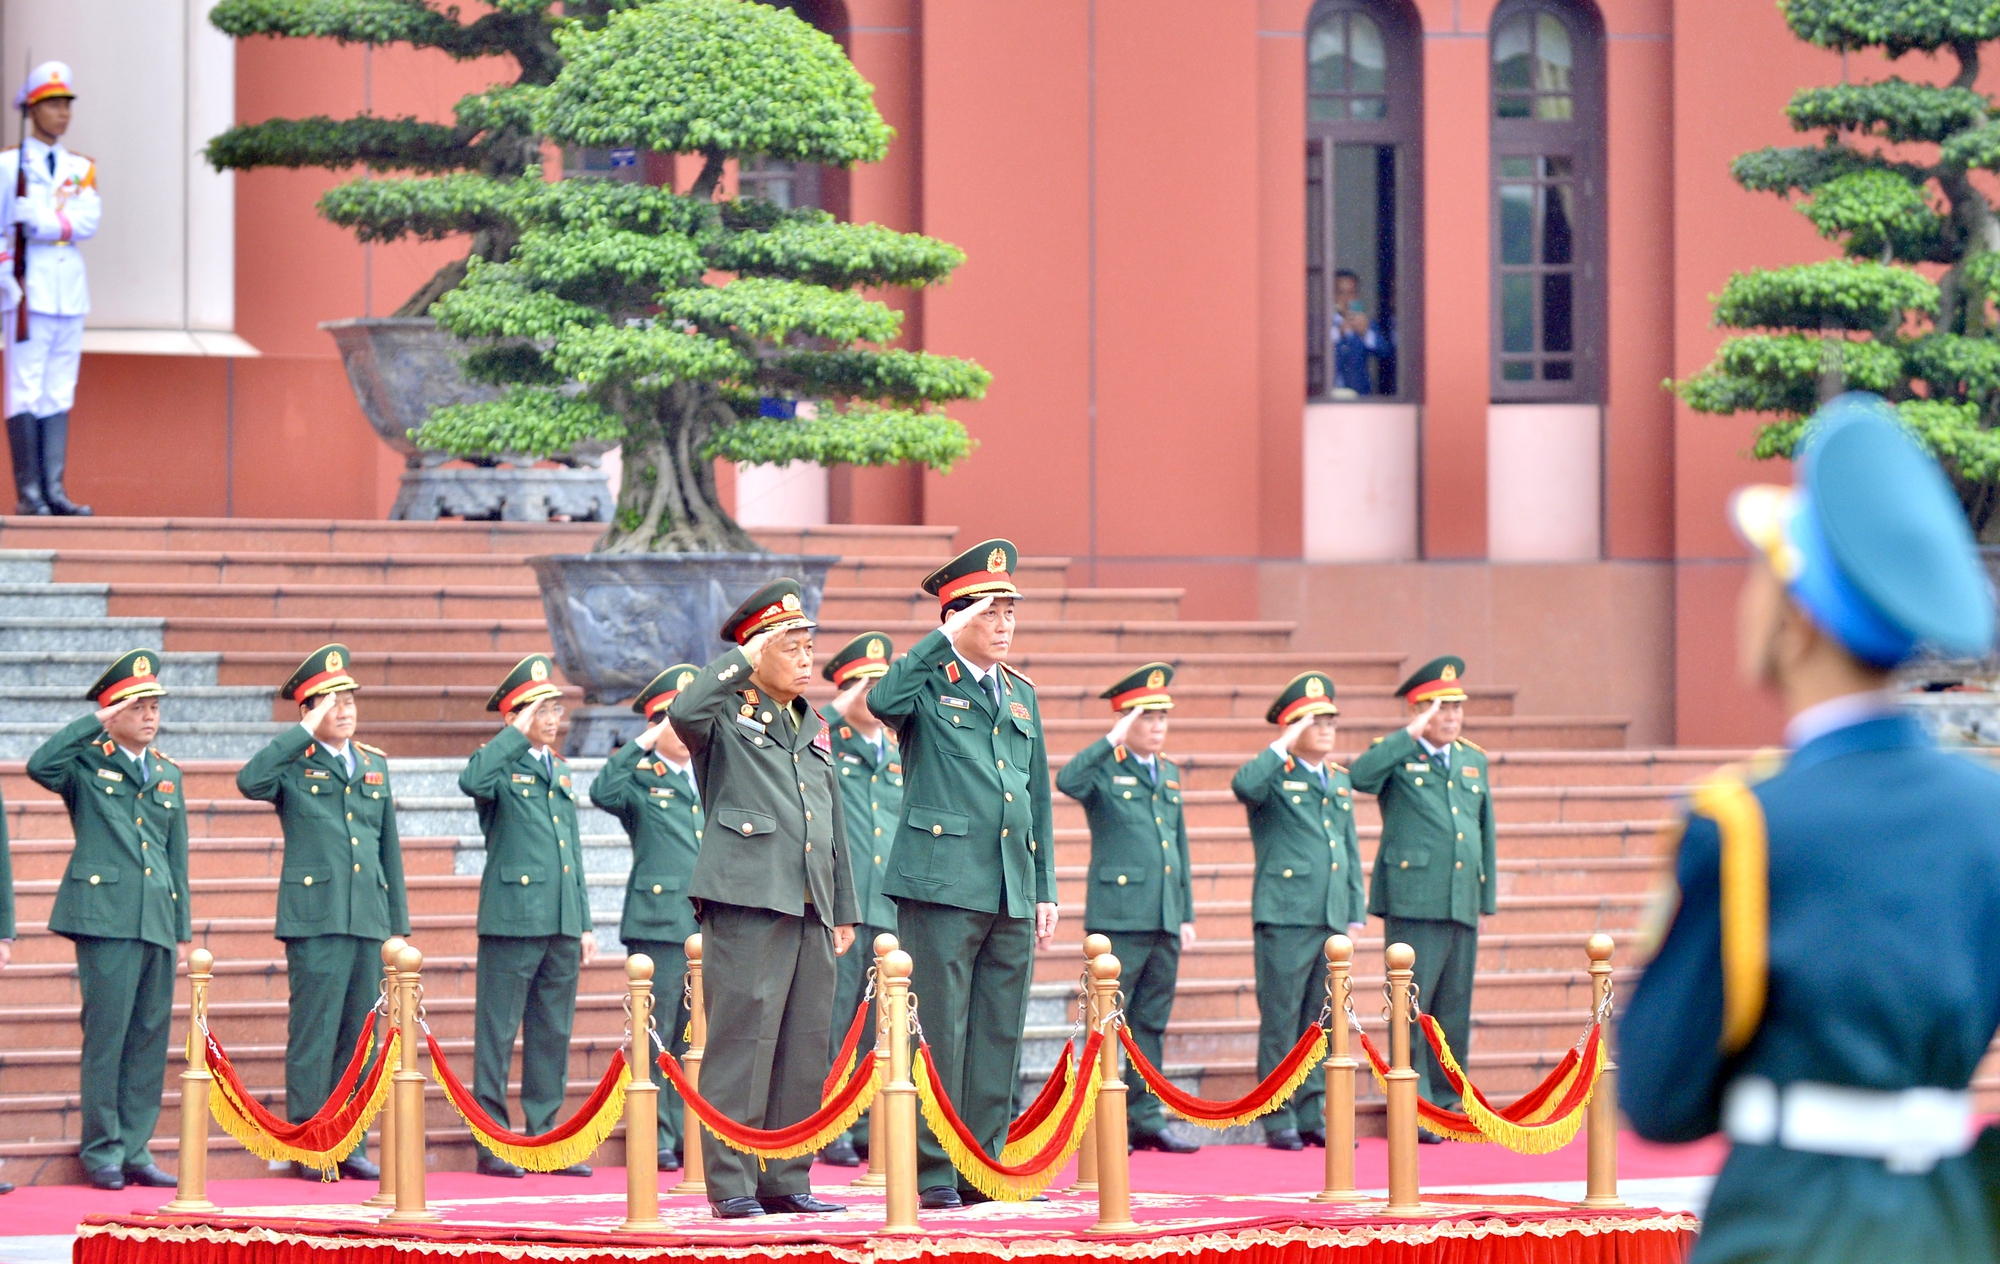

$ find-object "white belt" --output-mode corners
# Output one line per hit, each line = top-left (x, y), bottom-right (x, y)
(1722, 1076), (1975, 1174)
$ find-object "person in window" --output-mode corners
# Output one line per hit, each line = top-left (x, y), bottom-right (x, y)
(1330, 269), (1393, 396)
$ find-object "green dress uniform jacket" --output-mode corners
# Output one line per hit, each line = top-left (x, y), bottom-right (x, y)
(1058, 737), (1194, 931)
(461, 727), (592, 938)
(670, 646), (858, 926)
(1350, 731), (1497, 927)
(237, 726), (411, 942)
(1230, 747), (1363, 928)
(870, 628), (1056, 916)
(0, 782), (15, 940)
(830, 721), (903, 930)
(590, 744), (704, 946)
(28, 713), (191, 948)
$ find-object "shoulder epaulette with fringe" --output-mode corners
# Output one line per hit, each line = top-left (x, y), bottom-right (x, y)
(1456, 737), (1486, 754)
(1371, 735), (1386, 745)
(1001, 662), (1037, 688)
(358, 742), (388, 757)
(151, 747), (178, 765)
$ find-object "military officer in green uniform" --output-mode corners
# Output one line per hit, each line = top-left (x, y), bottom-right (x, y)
(816, 631), (903, 1168)
(27, 650), (190, 1190)
(0, 746), (12, 1194)
(586, 662), (702, 1171)
(1057, 662), (1198, 1154)
(868, 540), (1057, 1210)
(669, 580), (858, 1219)
(237, 644), (410, 1181)
(1231, 671), (1365, 1150)
(1349, 656), (1495, 1125)
(461, 654), (595, 1178)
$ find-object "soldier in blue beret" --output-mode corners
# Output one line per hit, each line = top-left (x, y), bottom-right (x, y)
(1621, 395), (2000, 1262)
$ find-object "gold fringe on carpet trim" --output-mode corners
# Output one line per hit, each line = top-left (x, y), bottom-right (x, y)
(206, 1032), (395, 1174)
(431, 1059), (629, 1171)
(916, 1046), (1101, 1201)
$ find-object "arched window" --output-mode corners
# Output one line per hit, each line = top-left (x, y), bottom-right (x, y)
(1306, 0), (1421, 401)
(1490, 0), (1602, 400)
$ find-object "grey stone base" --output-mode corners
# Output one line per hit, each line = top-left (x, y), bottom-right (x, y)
(563, 704), (647, 758)
(392, 467), (614, 523)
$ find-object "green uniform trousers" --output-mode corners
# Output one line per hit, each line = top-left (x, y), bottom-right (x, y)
(1385, 916), (1476, 1112)
(829, 921), (892, 1147)
(1253, 924), (1333, 1135)
(75, 936), (175, 1172)
(285, 935), (383, 1129)
(1097, 929), (1180, 1139)
(622, 938), (690, 1156)
(896, 901), (1035, 1193)
(472, 934), (581, 1156)
(697, 903), (836, 1201)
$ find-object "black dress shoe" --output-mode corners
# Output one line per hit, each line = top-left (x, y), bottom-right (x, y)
(758, 1193), (846, 1214)
(477, 1155), (526, 1178)
(1417, 1130), (1445, 1145)
(88, 1166), (125, 1191)
(0, 1182), (13, 1194)
(1265, 1129), (1304, 1151)
(339, 1154), (380, 1181)
(123, 1164), (176, 1188)
(956, 1188), (1047, 1206)
(292, 1161), (334, 1182)
(818, 1138), (861, 1167)
(712, 1196), (766, 1219)
(552, 1163), (592, 1176)
(659, 1148), (682, 1172)
(1301, 1128), (1327, 1148)
(920, 1185), (962, 1210)
(1131, 1129), (1201, 1154)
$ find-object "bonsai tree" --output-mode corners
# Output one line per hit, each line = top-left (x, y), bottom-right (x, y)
(408, 0), (988, 553)
(205, 0), (616, 316)
(1675, 0), (2000, 533)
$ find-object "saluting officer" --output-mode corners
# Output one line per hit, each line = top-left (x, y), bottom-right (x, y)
(1623, 396), (2000, 1263)
(27, 651), (188, 1190)
(236, 644), (409, 1181)
(671, 581), (858, 1219)
(1057, 663), (1198, 1154)
(868, 540), (1057, 1210)
(1349, 656), (1495, 1124)
(587, 663), (702, 1172)
(816, 631), (903, 1168)
(461, 655), (595, 1179)
(1231, 671), (1364, 1151)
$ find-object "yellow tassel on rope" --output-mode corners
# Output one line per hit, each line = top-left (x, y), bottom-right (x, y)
(1428, 1023), (1603, 1154)
(999, 1065), (1078, 1165)
(1155, 1028), (1327, 1130)
(697, 1058), (882, 1162)
(206, 1031), (398, 1175)
(1357, 1043), (1489, 1144)
(432, 1060), (630, 1172)
(916, 1048), (1101, 1202)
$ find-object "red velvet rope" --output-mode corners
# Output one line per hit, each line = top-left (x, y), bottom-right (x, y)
(1353, 1021), (1601, 1134)
(1007, 1041), (1073, 1144)
(424, 1032), (627, 1149)
(1118, 1022), (1320, 1122)
(657, 1038), (876, 1152)
(1354, 1030), (1481, 1134)
(207, 1013), (388, 1151)
(821, 997), (872, 1101)
(916, 1030), (1103, 1178)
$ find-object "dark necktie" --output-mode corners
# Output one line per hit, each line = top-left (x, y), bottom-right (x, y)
(45, 151), (54, 176)
(1314, 764), (1328, 793)
(986, 673), (1002, 712)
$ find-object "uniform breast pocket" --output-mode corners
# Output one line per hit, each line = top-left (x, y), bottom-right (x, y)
(279, 868), (333, 925)
(719, 808), (775, 839)
(626, 873), (686, 929)
(899, 805), (966, 886)
(497, 863), (551, 912)
(66, 864), (121, 925)
(934, 698), (977, 730)
(1096, 865), (1147, 889)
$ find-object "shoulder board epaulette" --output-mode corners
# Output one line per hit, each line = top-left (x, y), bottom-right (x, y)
(1455, 738), (1485, 754)
(1001, 663), (1037, 687)
(1371, 735), (1386, 745)
(1331, 760), (1348, 773)
(151, 747), (177, 765)
(357, 742), (388, 757)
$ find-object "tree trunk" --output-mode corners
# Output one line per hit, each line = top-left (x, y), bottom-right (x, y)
(595, 381), (763, 554)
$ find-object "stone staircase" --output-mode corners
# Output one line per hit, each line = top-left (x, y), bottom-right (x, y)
(0, 514), (1936, 1186)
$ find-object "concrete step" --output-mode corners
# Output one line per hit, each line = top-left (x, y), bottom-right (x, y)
(1002, 651), (1407, 688)
(0, 650), (222, 688)
(822, 588), (1183, 622)
(0, 685), (271, 724)
(0, 516), (605, 555)
(1020, 683), (1516, 722)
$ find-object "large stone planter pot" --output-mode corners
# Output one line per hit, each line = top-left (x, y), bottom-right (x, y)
(529, 552), (839, 756)
(322, 316), (613, 522)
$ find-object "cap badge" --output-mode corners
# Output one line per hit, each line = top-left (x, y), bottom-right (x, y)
(326, 650), (343, 671)
(530, 659), (549, 681)
(781, 592), (802, 612)
(1440, 664), (1457, 681)
(867, 638), (885, 659)
(134, 655), (151, 677)
(676, 671), (695, 690)
(986, 548), (1007, 573)
(1147, 669), (1165, 689)
(1305, 676), (1325, 697)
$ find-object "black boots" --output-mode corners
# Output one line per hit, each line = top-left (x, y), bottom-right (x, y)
(6, 413), (47, 514)
(38, 412), (89, 515)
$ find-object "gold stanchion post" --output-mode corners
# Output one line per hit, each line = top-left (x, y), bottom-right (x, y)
(851, 932), (897, 1189)
(1087, 952), (1137, 1234)
(367, 936), (407, 1209)
(674, 933), (708, 1196)
(1069, 932), (1112, 1193)
(619, 954), (666, 1231)
(161, 948), (216, 1213)
(1313, 934), (1363, 1204)
(1384, 942), (1422, 1214)
(384, 945), (438, 1223)
(879, 948), (922, 1235)
(1581, 934), (1626, 1208)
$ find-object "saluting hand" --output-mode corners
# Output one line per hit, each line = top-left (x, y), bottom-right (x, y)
(1274, 714), (1313, 757)
(941, 594), (994, 646)
(302, 690), (339, 738)
(741, 627), (781, 672)
(634, 713), (673, 753)
(94, 694), (134, 727)
(510, 697), (543, 735)
(1405, 697), (1442, 740)
(1106, 707), (1140, 748)
(830, 680), (869, 725)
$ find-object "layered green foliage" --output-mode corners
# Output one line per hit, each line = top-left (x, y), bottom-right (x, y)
(1676, 1), (2000, 532)
(407, 0), (987, 553)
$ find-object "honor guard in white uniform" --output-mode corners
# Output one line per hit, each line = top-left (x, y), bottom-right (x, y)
(0, 61), (96, 516)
